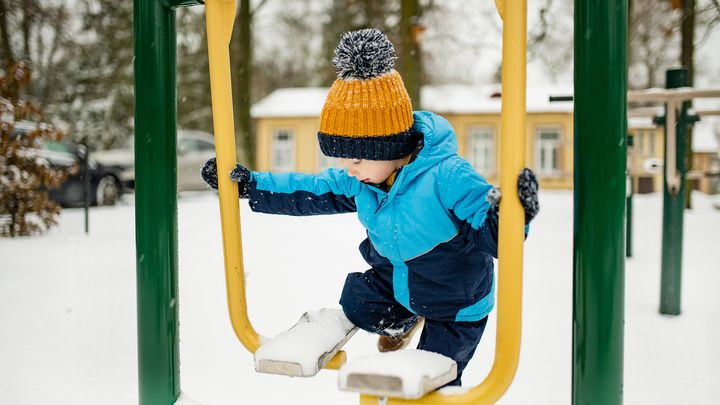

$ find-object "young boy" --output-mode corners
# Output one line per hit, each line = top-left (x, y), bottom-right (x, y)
(201, 29), (539, 385)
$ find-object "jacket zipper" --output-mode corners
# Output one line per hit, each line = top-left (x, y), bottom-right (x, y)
(374, 194), (388, 213)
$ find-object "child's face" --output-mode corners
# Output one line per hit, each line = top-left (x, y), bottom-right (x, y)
(338, 158), (401, 184)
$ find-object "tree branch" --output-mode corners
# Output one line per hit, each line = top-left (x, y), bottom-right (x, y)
(250, 0), (270, 17)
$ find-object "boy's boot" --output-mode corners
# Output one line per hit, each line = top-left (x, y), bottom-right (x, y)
(377, 317), (425, 352)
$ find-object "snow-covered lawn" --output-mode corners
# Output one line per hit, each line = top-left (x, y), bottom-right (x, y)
(1, 190), (718, 405)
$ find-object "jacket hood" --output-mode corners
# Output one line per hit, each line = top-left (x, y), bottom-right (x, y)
(391, 111), (458, 191)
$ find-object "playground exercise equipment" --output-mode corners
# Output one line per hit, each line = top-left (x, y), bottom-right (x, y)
(202, 0), (527, 402)
(628, 80), (720, 315)
(552, 78), (720, 307)
(253, 309), (357, 377)
(132, 0), (637, 404)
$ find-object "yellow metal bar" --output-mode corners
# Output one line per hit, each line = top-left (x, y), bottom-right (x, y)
(359, 0), (526, 403)
(205, 0), (260, 353)
(494, 0), (504, 19)
(204, 0), (348, 369)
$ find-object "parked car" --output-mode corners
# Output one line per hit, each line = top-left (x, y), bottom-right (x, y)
(12, 121), (124, 207)
(94, 130), (216, 192)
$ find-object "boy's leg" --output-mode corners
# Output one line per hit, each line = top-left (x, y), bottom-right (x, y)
(340, 268), (418, 336)
(417, 316), (489, 386)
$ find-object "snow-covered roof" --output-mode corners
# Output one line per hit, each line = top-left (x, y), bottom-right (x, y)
(420, 84), (574, 114)
(251, 84), (575, 118)
(628, 116), (657, 129)
(251, 88), (329, 118)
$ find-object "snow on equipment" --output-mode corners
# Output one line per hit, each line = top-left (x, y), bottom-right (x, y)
(339, 350), (457, 399)
(254, 309), (358, 377)
(203, 0), (527, 402)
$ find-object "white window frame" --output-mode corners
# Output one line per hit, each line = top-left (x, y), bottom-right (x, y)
(646, 129), (656, 156)
(636, 131), (645, 154)
(271, 128), (296, 172)
(535, 126), (563, 177)
(466, 125), (496, 176)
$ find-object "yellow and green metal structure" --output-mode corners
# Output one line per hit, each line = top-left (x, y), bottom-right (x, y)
(204, 0), (528, 403)
(133, 0), (635, 404)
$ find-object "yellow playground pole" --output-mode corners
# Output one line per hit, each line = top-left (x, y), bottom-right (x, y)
(205, 0), (260, 353)
(205, 0), (525, 399)
(359, 0), (527, 403)
(204, 0), (347, 370)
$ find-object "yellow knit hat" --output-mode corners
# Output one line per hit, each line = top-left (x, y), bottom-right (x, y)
(318, 29), (418, 161)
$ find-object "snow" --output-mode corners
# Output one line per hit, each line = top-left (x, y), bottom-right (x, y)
(250, 84), (575, 118)
(254, 308), (357, 377)
(1, 190), (719, 404)
(421, 84), (575, 114)
(174, 393), (205, 405)
(250, 88), (329, 118)
(338, 350), (457, 399)
(628, 116), (658, 129)
(692, 117), (720, 153)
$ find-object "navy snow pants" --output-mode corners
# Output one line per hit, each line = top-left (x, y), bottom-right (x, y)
(340, 268), (488, 386)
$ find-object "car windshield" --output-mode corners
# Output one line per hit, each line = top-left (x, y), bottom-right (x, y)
(119, 131), (213, 151)
(45, 141), (75, 155)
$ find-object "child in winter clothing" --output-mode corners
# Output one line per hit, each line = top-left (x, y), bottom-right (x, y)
(201, 29), (539, 386)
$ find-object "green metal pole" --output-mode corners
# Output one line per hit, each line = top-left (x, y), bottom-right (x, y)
(626, 135), (634, 258)
(134, 1), (180, 403)
(659, 68), (689, 315)
(573, 0), (627, 403)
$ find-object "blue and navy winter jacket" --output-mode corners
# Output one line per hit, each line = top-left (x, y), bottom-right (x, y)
(246, 111), (500, 322)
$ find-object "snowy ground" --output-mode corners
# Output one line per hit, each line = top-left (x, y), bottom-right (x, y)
(1, 190), (719, 405)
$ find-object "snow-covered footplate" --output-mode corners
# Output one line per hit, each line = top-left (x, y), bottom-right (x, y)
(338, 350), (457, 399)
(254, 308), (358, 377)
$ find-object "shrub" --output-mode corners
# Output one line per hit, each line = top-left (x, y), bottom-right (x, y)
(0, 62), (74, 237)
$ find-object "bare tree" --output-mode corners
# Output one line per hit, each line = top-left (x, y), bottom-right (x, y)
(176, 8), (213, 135)
(628, 0), (680, 89)
(0, 0), (73, 106)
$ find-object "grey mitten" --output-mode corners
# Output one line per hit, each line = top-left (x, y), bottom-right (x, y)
(485, 167), (540, 225)
(200, 157), (252, 198)
(517, 168), (539, 224)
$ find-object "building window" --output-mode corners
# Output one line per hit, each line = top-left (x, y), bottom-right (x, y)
(634, 129), (656, 156)
(536, 127), (562, 177)
(646, 130), (656, 155)
(317, 145), (340, 172)
(271, 129), (295, 172)
(636, 130), (645, 153)
(467, 126), (495, 176)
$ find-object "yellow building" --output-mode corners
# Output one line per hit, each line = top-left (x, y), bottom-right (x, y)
(627, 116), (664, 193)
(627, 114), (720, 194)
(689, 118), (720, 194)
(251, 85), (719, 193)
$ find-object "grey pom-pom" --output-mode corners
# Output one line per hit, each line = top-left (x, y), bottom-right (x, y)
(332, 29), (396, 81)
